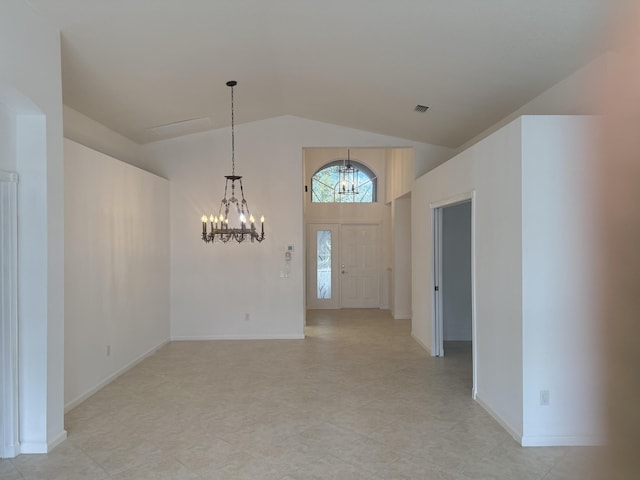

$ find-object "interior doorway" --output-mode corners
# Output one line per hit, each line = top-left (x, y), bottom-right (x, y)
(432, 193), (476, 396)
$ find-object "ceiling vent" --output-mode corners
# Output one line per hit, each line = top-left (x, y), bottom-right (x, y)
(147, 117), (213, 140)
(414, 104), (429, 113)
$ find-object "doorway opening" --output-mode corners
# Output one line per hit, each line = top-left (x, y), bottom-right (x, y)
(432, 193), (476, 397)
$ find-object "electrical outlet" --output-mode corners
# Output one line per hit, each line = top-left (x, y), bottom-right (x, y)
(540, 389), (550, 406)
(244, 313), (250, 321)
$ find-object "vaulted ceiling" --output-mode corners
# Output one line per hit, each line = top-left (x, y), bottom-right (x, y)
(26, 0), (612, 147)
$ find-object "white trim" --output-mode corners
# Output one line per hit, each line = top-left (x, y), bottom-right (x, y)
(64, 340), (170, 413)
(47, 431), (68, 451)
(171, 334), (306, 341)
(520, 434), (606, 447)
(475, 394), (523, 445)
(431, 206), (443, 356)
(0, 174), (19, 458)
(19, 430), (67, 454)
(470, 191), (478, 400)
(19, 442), (48, 455)
(429, 191), (473, 210)
(392, 310), (411, 320)
(0, 171), (18, 183)
(411, 332), (432, 355)
(430, 190), (477, 397)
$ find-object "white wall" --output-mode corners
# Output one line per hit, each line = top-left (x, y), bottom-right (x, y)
(64, 139), (170, 410)
(0, 0), (65, 453)
(142, 115), (446, 339)
(392, 195), (412, 319)
(454, 55), (607, 154)
(63, 106), (144, 169)
(385, 148), (415, 202)
(442, 201), (472, 341)
(0, 103), (16, 171)
(413, 118), (523, 439)
(520, 116), (603, 445)
(413, 114), (602, 446)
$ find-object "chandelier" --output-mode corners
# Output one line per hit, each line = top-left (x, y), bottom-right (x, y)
(201, 81), (265, 244)
(338, 149), (359, 196)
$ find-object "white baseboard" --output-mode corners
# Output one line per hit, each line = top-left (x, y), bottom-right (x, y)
(410, 332), (432, 356)
(393, 310), (412, 320)
(520, 434), (606, 447)
(475, 394), (605, 447)
(64, 340), (169, 413)
(19, 442), (47, 454)
(20, 429), (66, 455)
(0, 441), (20, 459)
(48, 430), (67, 452)
(171, 334), (305, 341)
(475, 394), (523, 445)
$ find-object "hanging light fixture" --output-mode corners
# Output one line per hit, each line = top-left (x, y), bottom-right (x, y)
(338, 149), (359, 197)
(201, 81), (265, 244)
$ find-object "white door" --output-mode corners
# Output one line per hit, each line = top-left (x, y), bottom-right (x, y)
(340, 224), (380, 308)
(307, 224), (340, 309)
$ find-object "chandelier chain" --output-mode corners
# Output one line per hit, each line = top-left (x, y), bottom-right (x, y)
(230, 83), (235, 176)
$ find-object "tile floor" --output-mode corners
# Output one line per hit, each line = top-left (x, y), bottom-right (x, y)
(1, 309), (603, 479)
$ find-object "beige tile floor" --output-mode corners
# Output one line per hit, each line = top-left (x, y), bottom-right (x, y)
(1, 309), (603, 479)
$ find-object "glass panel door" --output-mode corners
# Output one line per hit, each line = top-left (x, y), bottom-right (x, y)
(307, 224), (340, 309)
(316, 230), (332, 299)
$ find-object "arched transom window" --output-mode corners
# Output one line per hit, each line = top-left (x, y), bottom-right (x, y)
(311, 160), (377, 203)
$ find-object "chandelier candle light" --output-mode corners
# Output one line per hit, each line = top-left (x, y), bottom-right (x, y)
(201, 80), (265, 243)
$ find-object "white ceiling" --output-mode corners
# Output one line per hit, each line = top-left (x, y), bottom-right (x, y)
(26, 0), (613, 148)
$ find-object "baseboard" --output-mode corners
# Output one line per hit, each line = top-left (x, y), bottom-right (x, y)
(20, 429), (66, 454)
(48, 430), (67, 451)
(410, 332), (432, 355)
(19, 442), (47, 454)
(520, 434), (606, 447)
(475, 394), (523, 445)
(0, 441), (20, 458)
(64, 340), (170, 413)
(393, 310), (411, 320)
(171, 333), (305, 341)
(475, 394), (605, 447)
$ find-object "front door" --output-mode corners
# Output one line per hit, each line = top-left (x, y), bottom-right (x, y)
(340, 224), (380, 308)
